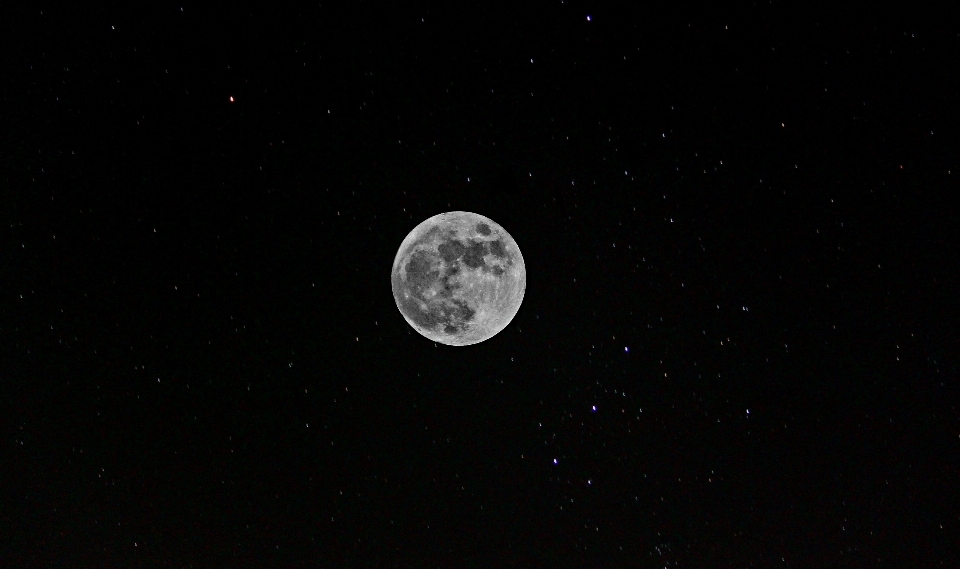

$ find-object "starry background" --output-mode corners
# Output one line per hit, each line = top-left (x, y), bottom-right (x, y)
(2, 3), (958, 567)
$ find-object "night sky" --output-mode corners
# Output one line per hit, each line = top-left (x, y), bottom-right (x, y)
(3, 3), (958, 567)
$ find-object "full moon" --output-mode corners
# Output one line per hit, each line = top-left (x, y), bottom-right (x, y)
(392, 212), (526, 346)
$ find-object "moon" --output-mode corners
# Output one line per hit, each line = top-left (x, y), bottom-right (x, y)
(392, 211), (526, 345)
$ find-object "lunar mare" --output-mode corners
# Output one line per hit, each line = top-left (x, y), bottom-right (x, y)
(392, 212), (525, 345)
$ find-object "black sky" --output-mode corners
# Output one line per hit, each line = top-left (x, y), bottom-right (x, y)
(2, 3), (958, 567)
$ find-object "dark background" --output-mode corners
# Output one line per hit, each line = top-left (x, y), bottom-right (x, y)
(2, 2), (958, 567)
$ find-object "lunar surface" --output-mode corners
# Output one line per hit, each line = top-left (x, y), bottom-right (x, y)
(392, 212), (526, 345)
